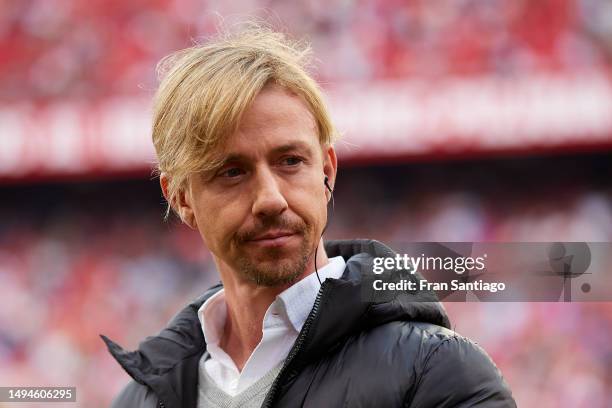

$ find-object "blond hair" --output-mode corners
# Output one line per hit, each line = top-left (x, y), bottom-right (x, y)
(152, 25), (337, 217)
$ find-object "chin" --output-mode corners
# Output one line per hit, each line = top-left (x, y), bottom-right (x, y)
(236, 249), (311, 287)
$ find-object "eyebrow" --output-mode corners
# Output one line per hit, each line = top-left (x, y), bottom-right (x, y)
(214, 141), (314, 169)
(270, 141), (313, 156)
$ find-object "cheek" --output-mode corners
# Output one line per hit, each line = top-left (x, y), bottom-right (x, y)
(289, 182), (329, 230)
(193, 199), (244, 250)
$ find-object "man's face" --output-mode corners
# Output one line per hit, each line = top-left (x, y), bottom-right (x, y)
(177, 85), (337, 287)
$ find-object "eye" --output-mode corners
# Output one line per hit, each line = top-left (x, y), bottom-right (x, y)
(281, 156), (304, 166)
(219, 167), (245, 178)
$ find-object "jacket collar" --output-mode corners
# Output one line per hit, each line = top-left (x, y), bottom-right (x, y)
(102, 239), (450, 406)
(295, 239), (450, 366)
(101, 284), (221, 407)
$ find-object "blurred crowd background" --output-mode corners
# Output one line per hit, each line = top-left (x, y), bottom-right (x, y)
(1, 0), (612, 407)
(3, 0), (612, 100)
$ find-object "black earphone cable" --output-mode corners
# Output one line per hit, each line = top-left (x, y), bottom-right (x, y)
(315, 177), (334, 286)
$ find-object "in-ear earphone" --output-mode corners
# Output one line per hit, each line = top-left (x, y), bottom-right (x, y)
(324, 176), (333, 193)
(324, 176), (334, 207)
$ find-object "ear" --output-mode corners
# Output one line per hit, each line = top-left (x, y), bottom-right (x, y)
(160, 173), (196, 229)
(322, 144), (338, 197)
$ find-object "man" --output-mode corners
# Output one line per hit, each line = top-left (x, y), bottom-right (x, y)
(103, 26), (515, 407)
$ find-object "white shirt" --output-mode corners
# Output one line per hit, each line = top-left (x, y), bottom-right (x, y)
(197, 256), (346, 396)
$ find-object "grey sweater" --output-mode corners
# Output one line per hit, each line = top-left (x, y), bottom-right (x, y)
(197, 354), (283, 408)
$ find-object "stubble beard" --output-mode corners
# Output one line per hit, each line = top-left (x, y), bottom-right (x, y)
(233, 220), (315, 287)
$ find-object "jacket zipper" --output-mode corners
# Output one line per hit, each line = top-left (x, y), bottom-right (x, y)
(261, 282), (330, 408)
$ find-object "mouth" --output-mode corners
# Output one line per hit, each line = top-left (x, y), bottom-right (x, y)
(246, 230), (297, 248)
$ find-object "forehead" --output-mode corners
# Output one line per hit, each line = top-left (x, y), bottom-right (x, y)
(220, 84), (320, 155)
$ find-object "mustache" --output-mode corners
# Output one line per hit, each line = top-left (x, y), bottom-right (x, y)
(235, 216), (307, 243)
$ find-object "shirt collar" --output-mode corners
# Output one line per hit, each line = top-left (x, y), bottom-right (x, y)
(277, 256), (346, 332)
(198, 255), (346, 344)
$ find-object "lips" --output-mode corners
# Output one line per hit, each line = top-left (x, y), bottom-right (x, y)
(246, 230), (297, 248)
(250, 230), (295, 241)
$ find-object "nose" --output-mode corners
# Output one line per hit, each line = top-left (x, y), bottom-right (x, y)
(251, 169), (288, 218)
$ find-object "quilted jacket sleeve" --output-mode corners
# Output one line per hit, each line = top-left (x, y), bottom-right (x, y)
(406, 335), (516, 407)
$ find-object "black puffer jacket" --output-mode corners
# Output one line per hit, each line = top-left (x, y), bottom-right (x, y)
(103, 239), (515, 407)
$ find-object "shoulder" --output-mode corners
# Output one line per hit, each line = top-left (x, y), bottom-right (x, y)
(110, 381), (158, 408)
(330, 321), (489, 380)
(313, 321), (515, 407)
(392, 321), (516, 407)
(354, 320), (467, 356)
(364, 320), (499, 362)
(342, 321), (515, 407)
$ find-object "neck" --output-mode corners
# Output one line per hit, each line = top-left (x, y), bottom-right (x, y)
(215, 239), (329, 371)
